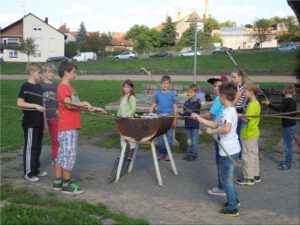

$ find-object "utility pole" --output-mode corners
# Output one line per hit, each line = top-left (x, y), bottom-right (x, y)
(193, 18), (198, 84)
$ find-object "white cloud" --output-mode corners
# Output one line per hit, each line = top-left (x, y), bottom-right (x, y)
(63, 4), (91, 15)
(0, 13), (23, 28)
(125, 6), (149, 15)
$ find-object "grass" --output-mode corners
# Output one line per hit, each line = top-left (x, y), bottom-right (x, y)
(1, 51), (298, 75)
(1, 80), (284, 151)
(0, 185), (148, 225)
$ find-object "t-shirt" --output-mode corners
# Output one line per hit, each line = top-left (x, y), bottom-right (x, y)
(18, 82), (44, 128)
(153, 90), (176, 114)
(218, 107), (241, 156)
(235, 84), (246, 112)
(57, 83), (81, 132)
(209, 96), (224, 139)
(242, 100), (261, 139)
(117, 95), (136, 117)
(40, 82), (58, 119)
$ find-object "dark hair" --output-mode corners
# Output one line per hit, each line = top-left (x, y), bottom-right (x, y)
(245, 82), (259, 95)
(58, 61), (77, 78)
(188, 84), (199, 93)
(219, 81), (237, 102)
(283, 83), (296, 95)
(122, 79), (135, 98)
(231, 69), (246, 84)
(161, 75), (171, 83)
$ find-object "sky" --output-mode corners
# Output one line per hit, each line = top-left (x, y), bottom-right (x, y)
(0, 0), (296, 33)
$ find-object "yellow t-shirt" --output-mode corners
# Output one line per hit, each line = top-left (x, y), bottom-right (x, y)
(242, 100), (261, 139)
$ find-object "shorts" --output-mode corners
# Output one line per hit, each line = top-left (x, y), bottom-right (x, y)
(57, 129), (79, 171)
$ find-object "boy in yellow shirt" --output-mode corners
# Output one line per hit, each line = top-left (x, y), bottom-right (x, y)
(236, 82), (261, 185)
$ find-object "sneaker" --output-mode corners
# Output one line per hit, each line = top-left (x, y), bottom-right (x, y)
(24, 176), (39, 182)
(187, 155), (197, 162)
(182, 154), (190, 161)
(207, 187), (226, 196)
(157, 155), (165, 161)
(62, 181), (84, 195)
(277, 163), (291, 170)
(236, 178), (255, 186)
(37, 171), (48, 177)
(220, 207), (239, 217)
(53, 179), (63, 191)
(223, 201), (241, 208)
(254, 176), (261, 183)
(165, 155), (170, 161)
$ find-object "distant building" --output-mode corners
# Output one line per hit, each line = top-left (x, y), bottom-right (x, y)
(0, 13), (65, 62)
(58, 23), (76, 42)
(106, 39), (134, 51)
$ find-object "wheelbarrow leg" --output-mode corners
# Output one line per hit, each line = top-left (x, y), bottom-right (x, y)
(150, 141), (163, 186)
(128, 144), (138, 173)
(115, 141), (127, 183)
(163, 134), (178, 175)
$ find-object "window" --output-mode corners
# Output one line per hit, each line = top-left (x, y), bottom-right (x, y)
(33, 51), (42, 57)
(7, 38), (19, 44)
(33, 25), (42, 31)
(9, 51), (18, 58)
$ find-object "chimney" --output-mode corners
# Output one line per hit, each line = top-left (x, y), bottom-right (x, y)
(205, 0), (210, 20)
(45, 17), (48, 24)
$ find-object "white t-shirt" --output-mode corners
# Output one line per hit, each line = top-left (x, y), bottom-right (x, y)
(218, 107), (241, 156)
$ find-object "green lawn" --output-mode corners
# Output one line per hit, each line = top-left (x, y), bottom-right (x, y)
(1, 51), (298, 75)
(0, 185), (148, 225)
(0, 80), (284, 151)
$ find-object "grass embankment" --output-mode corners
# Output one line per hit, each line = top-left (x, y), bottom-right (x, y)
(0, 185), (148, 225)
(1, 51), (298, 75)
(1, 80), (283, 151)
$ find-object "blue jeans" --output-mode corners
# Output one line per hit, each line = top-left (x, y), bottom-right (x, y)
(219, 152), (239, 210)
(185, 128), (199, 156)
(283, 125), (297, 167)
(158, 127), (174, 156)
(215, 141), (222, 190)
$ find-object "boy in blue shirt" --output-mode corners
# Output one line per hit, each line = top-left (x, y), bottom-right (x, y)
(200, 75), (228, 196)
(149, 75), (178, 161)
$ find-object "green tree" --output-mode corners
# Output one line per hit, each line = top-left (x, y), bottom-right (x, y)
(220, 20), (236, 27)
(179, 23), (196, 47)
(76, 21), (87, 42)
(254, 18), (273, 48)
(85, 32), (101, 53)
(204, 17), (220, 33)
(159, 16), (177, 47)
(19, 37), (37, 62)
(65, 41), (78, 58)
(99, 32), (112, 52)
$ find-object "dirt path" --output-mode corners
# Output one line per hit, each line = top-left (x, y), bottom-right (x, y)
(1, 74), (298, 83)
(1, 129), (299, 224)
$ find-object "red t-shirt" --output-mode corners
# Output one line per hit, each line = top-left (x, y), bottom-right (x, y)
(57, 83), (81, 132)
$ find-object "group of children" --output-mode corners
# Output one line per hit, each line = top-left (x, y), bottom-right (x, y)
(17, 61), (298, 216)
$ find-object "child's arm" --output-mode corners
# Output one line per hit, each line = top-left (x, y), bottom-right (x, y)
(149, 102), (157, 113)
(233, 90), (243, 105)
(63, 97), (93, 111)
(191, 113), (219, 128)
(17, 98), (44, 112)
(173, 104), (178, 126)
(238, 113), (248, 123)
(206, 121), (231, 135)
(199, 112), (213, 120)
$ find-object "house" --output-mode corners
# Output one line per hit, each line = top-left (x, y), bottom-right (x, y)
(106, 39), (134, 52)
(0, 13), (65, 62)
(58, 23), (76, 42)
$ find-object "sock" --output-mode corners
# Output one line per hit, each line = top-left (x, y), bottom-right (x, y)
(62, 179), (70, 187)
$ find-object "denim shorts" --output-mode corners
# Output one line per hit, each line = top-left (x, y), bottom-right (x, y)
(57, 129), (79, 171)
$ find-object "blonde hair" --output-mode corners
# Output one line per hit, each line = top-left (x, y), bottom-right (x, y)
(283, 84), (296, 95)
(244, 82), (259, 95)
(26, 63), (42, 74)
(232, 69), (246, 84)
(43, 63), (56, 73)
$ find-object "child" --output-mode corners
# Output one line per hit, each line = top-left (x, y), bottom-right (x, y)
(53, 61), (94, 194)
(117, 80), (137, 156)
(236, 82), (261, 185)
(262, 84), (297, 170)
(149, 75), (178, 161)
(231, 69), (247, 158)
(40, 64), (59, 165)
(200, 75), (228, 196)
(192, 81), (240, 217)
(181, 84), (201, 162)
(17, 63), (47, 182)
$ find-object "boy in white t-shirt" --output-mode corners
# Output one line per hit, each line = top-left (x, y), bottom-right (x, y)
(192, 81), (241, 217)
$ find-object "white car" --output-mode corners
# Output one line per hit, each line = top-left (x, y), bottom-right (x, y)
(114, 51), (138, 60)
(180, 51), (201, 56)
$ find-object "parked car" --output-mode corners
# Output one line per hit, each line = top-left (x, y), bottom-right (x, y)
(114, 51), (138, 60)
(46, 56), (69, 63)
(276, 44), (297, 52)
(149, 52), (172, 58)
(212, 47), (234, 54)
(73, 52), (97, 62)
(179, 51), (201, 56)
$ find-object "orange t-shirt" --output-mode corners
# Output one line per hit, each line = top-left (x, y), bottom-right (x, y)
(57, 83), (81, 132)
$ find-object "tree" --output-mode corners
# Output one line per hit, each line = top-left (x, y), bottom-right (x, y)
(85, 32), (101, 53)
(220, 20), (236, 28)
(204, 17), (220, 33)
(179, 23), (197, 47)
(159, 16), (177, 47)
(19, 37), (37, 62)
(65, 41), (78, 58)
(76, 21), (87, 42)
(99, 32), (112, 52)
(254, 18), (273, 48)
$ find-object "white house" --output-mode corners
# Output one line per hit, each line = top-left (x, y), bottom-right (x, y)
(0, 13), (65, 62)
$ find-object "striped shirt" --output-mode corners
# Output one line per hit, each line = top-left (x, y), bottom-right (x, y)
(235, 84), (246, 111)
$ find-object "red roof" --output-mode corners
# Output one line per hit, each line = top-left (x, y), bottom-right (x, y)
(110, 39), (134, 47)
(58, 23), (70, 33)
(186, 11), (203, 22)
(154, 23), (164, 31)
(112, 32), (126, 40)
(69, 31), (99, 37)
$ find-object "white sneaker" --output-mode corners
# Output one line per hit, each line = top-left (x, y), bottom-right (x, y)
(37, 171), (48, 177)
(207, 187), (226, 196)
(24, 176), (39, 182)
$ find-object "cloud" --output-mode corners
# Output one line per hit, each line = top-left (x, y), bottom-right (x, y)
(63, 4), (91, 15)
(0, 13), (23, 28)
(125, 6), (149, 15)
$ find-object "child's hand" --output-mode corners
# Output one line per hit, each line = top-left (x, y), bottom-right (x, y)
(261, 99), (270, 105)
(82, 102), (93, 111)
(149, 107), (153, 113)
(191, 113), (199, 120)
(173, 118), (177, 127)
(35, 104), (45, 112)
(94, 107), (108, 115)
(206, 128), (214, 135)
